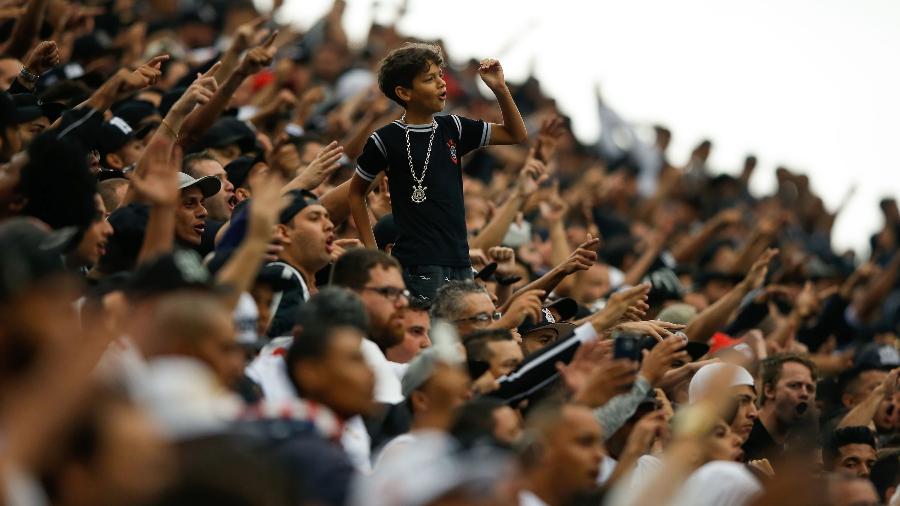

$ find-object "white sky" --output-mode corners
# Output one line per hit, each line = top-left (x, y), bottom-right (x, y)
(277, 0), (900, 255)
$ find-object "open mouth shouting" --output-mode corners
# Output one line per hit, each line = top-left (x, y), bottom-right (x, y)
(227, 194), (237, 212)
(325, 234), (335, 254)
(193, 222), (206, 236)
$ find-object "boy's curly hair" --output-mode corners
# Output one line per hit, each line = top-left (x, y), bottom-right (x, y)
(377, 42), (444, 107)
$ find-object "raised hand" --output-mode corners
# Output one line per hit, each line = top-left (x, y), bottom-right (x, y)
(534, 116), (566, 163)
(330, 238), (361, 263)
(570, 357), (639, 408)
(247, 170), (288, 242)
(295, 141), (343, 190)
(617, 320), (685, 342)
(23, 40), (60, 75)
(555, 338), (613, 394)
(237, 31), (278, 77)
(128, 140), (181, 207)
(590, 283), (651, 331)
(496, 289), (545, 329)
(120, 54), (169, 94)
(561, 235), (599, 275)
(640, 335), (692, 387)
(478, 58), (506, 91)
(538, 183), (568, 224)
(368, 176), (392, 219)
(739, 247), (778, 291)
(515, 157), (548, 198)
(488, 246), (516, 277)
(232, 16), (269, 52)
(168, 62), (221, 118)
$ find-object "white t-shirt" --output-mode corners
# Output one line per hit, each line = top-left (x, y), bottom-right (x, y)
(359, 338), (404, 404)
(518, 490), (550, 506)
(671, 461), (762, 506)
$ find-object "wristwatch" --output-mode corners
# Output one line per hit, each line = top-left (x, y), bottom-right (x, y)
(19, 67), (39, 83)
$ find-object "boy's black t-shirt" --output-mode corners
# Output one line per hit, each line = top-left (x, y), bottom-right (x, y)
(355, 115), (491, 268)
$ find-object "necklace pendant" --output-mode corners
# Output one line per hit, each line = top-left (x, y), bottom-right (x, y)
(411, 184), (427, 203)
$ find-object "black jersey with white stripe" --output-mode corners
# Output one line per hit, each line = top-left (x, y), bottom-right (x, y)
(356, 114), (491, 267)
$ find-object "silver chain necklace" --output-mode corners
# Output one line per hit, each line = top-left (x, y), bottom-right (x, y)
(401, 114), (436, 203)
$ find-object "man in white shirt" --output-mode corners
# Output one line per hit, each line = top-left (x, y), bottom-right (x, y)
(331, 248), (412, 404)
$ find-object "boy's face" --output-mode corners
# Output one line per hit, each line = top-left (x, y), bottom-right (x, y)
(400, 62), (447, 114)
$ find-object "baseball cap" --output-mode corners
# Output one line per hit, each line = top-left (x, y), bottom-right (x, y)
(178, 172), (222, 198)
(196, 117), (258, 154)
(98, 116), (137, 157)
(126, 250), (220, 300)
(11, 93), (66, 123)
(223, 153), (265, 190)
(518, 297), (579, 336)
(279, 189), (320, 225)
(657, 303), (698, 325)
(855, 342), (900, 371)
(112, 100), (160, 129)
(645, 268), (686, 307)
(0, 218), (78, 301)
(0, 91), (33, 128)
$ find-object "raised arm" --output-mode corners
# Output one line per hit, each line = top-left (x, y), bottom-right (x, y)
(3, 0), (50, 59)
(179, 33), (277, 148)
(684, 248), (778, 343)
(838, 369), (899, 429)
(215, 174), (286, 310)
(477, 59), (527, 145)
(129, 141), (182, 264)
(469, 158), (546, 251)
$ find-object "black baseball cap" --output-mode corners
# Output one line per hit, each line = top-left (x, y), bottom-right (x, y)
(98, 116), (138, 157)
(0, 218), (78, 301)
(11, 93), (66, 123)
(112, 100), (160, 130)
(518, 297), (579, 335)
(223, 153), (265, 190)
(197, 117), (259, 154)
(126, 250), (220, 300)
(279, 189), (321, 225)
(0, 91), (36, 129)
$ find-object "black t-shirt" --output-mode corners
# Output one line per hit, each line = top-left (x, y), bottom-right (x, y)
(355, 115), (491, 267)
(742, 419), (781, 462)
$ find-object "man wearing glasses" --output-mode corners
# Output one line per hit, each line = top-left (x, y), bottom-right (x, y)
(331, 248), (412, 405)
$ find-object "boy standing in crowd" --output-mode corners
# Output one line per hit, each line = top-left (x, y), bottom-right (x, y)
(348, 43), (527, 301)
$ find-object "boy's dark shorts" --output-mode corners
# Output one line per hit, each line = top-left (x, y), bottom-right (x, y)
(402, 265), (473, 304)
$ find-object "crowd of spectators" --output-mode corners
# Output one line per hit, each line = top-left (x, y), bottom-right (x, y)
(1, 0), (899, 505)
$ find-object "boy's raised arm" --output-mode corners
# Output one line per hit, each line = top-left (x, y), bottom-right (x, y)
(479, 59), (528, 145)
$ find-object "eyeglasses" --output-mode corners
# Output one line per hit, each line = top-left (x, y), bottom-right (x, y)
(454, 311), (502, 325)
(362, 286), (410, 303)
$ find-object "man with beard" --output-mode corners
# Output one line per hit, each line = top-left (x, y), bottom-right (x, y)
(743, 353), (818, 461)
(330, 248), (409, 405)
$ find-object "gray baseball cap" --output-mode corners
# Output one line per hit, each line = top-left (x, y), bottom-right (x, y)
(178, 172), (221, 198)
